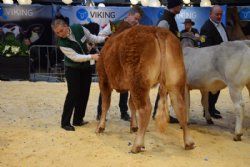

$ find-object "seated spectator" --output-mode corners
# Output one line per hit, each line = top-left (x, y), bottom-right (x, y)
(181, 19), (200, 47)
(181, 19), (199, 36)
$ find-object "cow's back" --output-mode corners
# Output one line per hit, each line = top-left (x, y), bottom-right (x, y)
(183, 40), (250, 91)
(99, 25), (173, 90)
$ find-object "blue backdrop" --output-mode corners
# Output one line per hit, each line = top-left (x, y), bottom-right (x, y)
(54, 5), (227, 33)
(0, 4), (227, 35)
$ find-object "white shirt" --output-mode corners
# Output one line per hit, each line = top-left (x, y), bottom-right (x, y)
(98, 23), (112, 37)
(157, 20), (170, 29)
(210, 19), (228, 42)
(60, 26), (105, 63)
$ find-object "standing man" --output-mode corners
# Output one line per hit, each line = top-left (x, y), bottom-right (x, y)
(51, 19), (106, 131)
(96, 5), (144, 121)
(153, 0), (183, 123)
(200, 5), (228, 119)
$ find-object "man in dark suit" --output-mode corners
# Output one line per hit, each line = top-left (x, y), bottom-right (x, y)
(200, 5), (229, 119)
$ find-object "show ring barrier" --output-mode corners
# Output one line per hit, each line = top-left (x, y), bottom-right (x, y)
(29, 45), (65, 82)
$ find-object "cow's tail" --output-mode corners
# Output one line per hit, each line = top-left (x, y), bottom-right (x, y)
(247, 84), (250, 98)
(155, 86), (169, 133)
(154, 30), (169, 133)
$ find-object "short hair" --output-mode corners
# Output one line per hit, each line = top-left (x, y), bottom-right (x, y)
(129, 5), (144, 17)
(51, 19), (68, 29)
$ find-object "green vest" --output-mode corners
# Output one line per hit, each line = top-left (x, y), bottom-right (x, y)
(57, 24), (90, 69)
(110, 20), (123, 33)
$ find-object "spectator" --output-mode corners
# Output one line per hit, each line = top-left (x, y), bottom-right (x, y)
(153, 0), (183, 123)
(181, 18), (200, 47)
(200, 5), (229, 119)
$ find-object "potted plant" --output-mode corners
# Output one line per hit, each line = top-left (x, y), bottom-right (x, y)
(0, 32), (30, 80)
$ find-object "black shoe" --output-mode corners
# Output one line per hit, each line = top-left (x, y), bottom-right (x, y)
(209, 109), (222, 119)
(73, 121), (89, 126)
(210, 113), (222, 119)
(213, 109), (221, 115)
(121, 113), (130, 121)
(61, 125), (75, 131)
(169, 116), (179, 124)
(203, 111), (222, 119)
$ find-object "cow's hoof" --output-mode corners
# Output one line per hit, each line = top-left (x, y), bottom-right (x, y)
(96, 127), (105, 133)
(131, 146), (145, 154)
(206, 119), (214, 125)
(130, 127), (138, 133)
(233, 134), (243, 141)
(185, 142), (195, 150)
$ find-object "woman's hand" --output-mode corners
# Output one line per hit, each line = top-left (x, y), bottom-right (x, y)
(91, 54), (99, 61)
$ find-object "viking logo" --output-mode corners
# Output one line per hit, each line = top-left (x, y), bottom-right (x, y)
(0, 6), (8, 20)
(239, 8), (250, 21)
(76, 8), (88, 21)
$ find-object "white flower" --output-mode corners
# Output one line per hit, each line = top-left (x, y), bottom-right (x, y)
(6, 54), (11, 57)
(11, 46), (20, 54)
(3, 45), (11, 53)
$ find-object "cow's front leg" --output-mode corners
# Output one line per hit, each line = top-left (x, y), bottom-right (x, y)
(129, 96), (138, 133)
(228, 86), (244, 141)
(201, 90), (213, 124)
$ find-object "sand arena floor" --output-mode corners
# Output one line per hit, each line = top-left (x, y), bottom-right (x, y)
(0, 81), (250, 167)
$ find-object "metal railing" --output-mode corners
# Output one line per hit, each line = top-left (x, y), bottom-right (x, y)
(29, 45), (65, 82)
(29, 44), (100, 82)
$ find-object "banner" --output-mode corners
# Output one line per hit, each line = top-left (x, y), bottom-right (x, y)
(238, 6), (250, 21)
(54, 5), (227, 33)
(0, 4), (53, 45)
(176, 5), (227, 32)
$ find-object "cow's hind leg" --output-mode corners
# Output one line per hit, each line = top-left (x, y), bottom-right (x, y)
(200, 90), (213, 124)
(129, 96), (138, 133)
(169, 87), (195, 150)
(96, 85), (112, 133)
(228, 86), (244, 141)
(130, 89), (151, 153)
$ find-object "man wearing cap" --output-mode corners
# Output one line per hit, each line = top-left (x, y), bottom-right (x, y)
(153, 0), (183, 123)
(181, 18), (200, 46)
(157, 0), (183, 37)
(200, 5), (229, 119)
(181, 18), (199, 36)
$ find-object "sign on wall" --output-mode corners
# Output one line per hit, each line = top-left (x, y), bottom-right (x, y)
(238, 6), (250, 21)
(0, 4), (53, 45)
(54, 5), (227, 33)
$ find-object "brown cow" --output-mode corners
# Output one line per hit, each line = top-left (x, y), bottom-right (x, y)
(96, 25), (195, 153)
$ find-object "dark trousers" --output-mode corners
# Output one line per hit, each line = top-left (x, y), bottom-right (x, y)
(208, 91), (220, 113)
(152, 93), (160, 118)
(61, 67), (92, 126)
(97, 92), (129, 116)
(153, 91), (220, 118)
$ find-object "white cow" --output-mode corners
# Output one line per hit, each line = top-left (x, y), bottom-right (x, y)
(183, 40), (250, 141)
